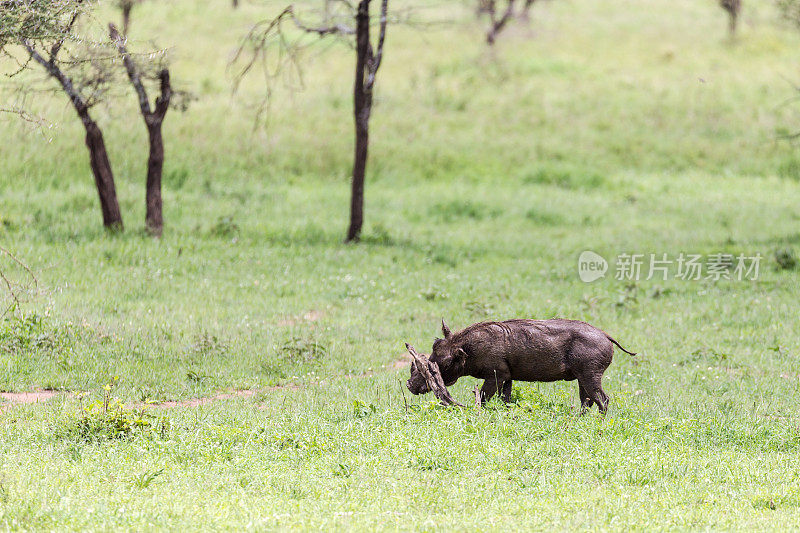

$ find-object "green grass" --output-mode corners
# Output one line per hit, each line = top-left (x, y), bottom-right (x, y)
(2, 0), (800, 529)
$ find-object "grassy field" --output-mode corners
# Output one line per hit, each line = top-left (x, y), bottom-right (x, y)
(2, 0), (800, 529)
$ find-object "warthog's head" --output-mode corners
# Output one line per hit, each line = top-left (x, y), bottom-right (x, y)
(405, 337), (464, 407)
(406, 320), (467, 394)
(429, 319), (467, 386)
(406, 351), (432, 395)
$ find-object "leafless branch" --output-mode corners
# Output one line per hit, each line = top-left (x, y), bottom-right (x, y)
(109, 23), (151, 115)
(49, 9), (81, 60)
(364, 0), (387, 89)
(0, 246), (38, 317)
(23, 39), (90, 119)
(486, 0), (517, 45)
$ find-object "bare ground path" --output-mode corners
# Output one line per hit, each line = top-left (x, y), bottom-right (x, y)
(0, 353), (412, 413)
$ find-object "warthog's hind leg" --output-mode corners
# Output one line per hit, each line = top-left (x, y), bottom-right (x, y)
(578, 382), (594, 414)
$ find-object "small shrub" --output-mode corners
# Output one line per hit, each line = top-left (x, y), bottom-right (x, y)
(465, 300), (495, 317)
(0, 314), (81, 358)
(130, 468), (165, 489)
(58, 378), (168, 442)
(752, 494), (800, 510)
(525, 208), (565, 226)
(332, 463), (352, 478)
(186, 369), (211, 384)
(281, 337), (327, 364)
(209, 215), (239, 239)
(678, 347), (730, 366)
(352, 399), (376, 418)
(187, 332), (229, 358)
(615, 283), (639, 309)
(419, 287), (448, 301)
(164, 167), (190, 189)
(411, 456), (451, 472)
(778, 0), (800, 28)
(428, 200), (501, 222)
(362, 223), (395, 246)
(778, 157), (800, 182)
(522, 166), (605, 190)
(774, 247), (797, 270)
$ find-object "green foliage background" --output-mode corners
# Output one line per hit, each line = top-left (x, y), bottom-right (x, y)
(1, 0), (800, 529)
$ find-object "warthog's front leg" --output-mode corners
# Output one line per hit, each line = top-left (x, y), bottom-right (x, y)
(479, 380), (498, 404)
(501, 380), (513, 403)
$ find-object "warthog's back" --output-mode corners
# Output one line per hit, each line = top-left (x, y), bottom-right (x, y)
(456, 319), (612, 382)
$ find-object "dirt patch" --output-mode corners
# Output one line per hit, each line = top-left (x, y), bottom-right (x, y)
(0, 389), (60, 412)
(143, 386), (301, 409)
(390, 353), (412, 371)
(277, 310), (323, 327)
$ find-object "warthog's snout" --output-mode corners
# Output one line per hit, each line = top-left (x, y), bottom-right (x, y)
(406, 358), (431, 395)
(404, 343), (463, 406)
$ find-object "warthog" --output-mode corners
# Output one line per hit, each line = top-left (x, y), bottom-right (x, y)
(406, 319), (637, 412)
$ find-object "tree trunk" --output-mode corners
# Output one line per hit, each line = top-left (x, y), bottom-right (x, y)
(145, 123), (164, 236)
(24, 44), (125, 231)
(347, 115), (368, 242)
(122, 4), (132, 36)
(345, 0), (372, 243)
(728, 10), (738, 36)
(83, 119), (124, 230)
(720, 0), (740, 37)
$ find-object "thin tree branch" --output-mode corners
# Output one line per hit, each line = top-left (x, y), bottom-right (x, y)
(49, 9), (81, 60)
(491, 0), (516, 39)
(109, 23), (152, 116)
(0, 246), (38, 316)
(23, 39), (89, 118)
(292, 8), (355, 36)
(365, 0), (387, 90)
(153, 69), (171, 120)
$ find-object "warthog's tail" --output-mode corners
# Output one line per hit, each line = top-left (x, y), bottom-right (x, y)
(606, 335), (637, 356)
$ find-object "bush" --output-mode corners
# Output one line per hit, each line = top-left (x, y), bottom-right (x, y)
(778, 0), (800, 28)
(774, 247), (797, 270)
(58, 378), (168, 442)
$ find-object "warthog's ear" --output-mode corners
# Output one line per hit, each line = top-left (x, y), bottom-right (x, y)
(453, 347), (467, 372)
(441, 319), (452, 339)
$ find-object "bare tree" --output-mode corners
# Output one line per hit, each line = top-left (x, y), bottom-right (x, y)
(478, 0), (543, 44)
(235, 0), (389, 243)
(0, 246), (37, 317)
(719, 0), (741, 37)
(19, 13), (125, 230)
(110, 24), (171, 237)
(484, 0), (516, 45)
